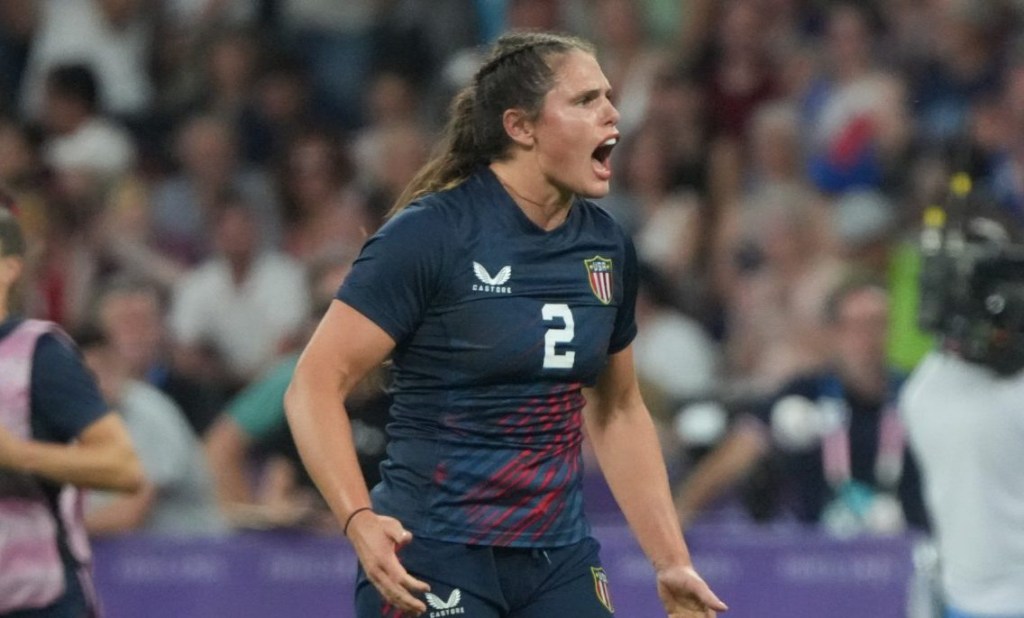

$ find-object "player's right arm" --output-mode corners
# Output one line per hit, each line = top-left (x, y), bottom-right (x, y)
(0, 332), (143, 492)
(285, 300), (430, 616)
(0, 413), (143, 492)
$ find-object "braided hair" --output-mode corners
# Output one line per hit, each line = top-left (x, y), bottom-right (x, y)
(390, 31), (594, 216)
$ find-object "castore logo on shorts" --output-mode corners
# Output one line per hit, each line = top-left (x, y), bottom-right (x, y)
(425, 588), (466, 616)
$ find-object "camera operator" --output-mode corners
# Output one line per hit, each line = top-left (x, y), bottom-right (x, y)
(901, 176), (1024, 618)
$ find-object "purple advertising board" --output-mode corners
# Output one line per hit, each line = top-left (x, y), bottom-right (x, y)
(90, 522), (915, 617)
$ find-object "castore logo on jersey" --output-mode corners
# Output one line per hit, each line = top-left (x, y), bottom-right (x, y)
(472, 262), (512, 294)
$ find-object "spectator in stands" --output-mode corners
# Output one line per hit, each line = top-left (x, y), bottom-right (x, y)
(94, 275), (225, 436)
(693, 0), (778, 142)
(591, 0), (667, 140)
(723, 183), (842, 394)
(168, 191), (308, 392)
(359, 122), (430, 223)
(633, 263), (721, 415)
(204, 252), (390, 530)
(0, 204), (142, 616)
(278, 0), (378, 129)
(78, 325), (227, 537)
(150, 114), (281, 265)
(675, 276), (929, 534)
(0, 118), (48, 247)
(353, 69), (422, 186)
(40, 63), (135, 180)
(804, 5), (913, 197)
(277, 129), (373, 262)
(747, 100), (804, 190)
(192, 27), (261, 122)
(19, 0), (153, 119)
(240, 52), (326, 166)
(908, 0), (1005, 146)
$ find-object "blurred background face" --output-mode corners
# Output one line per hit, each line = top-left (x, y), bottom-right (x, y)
(179, 119), (236, 183)
(718, 0), (763, 56)
(624, 127), (670, 199)
(82, 341), (125, 405)
(833, 287), (889, 372)
(594, 0), (643, 48)
(371, 125), (429, 200)
(827, 6), (871, 72)
(750, 105), (800, 181)
(98, 289), (165, 377)
(288, 136), (342, 206)
(256, 70), (307, 123)
(214, 203), (259, 262)
(366, 72), (417, 126)
(506, 0), (562, 31)
(208, 33), (257, 96)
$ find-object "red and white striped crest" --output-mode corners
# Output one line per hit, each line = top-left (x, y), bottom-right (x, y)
(584, 256), (613, 305)
(591, 566), (614, 612)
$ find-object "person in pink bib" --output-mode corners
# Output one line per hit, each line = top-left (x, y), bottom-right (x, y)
(0, 201), (143, 617)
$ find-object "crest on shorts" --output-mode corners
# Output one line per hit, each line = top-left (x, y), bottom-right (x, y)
(584, 256), (613, 305)
(591, 566), (614, 612)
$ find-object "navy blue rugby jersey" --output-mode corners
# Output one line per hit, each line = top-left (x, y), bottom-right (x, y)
(338, 166), (637, 547)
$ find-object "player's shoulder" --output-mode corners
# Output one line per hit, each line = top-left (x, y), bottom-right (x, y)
(385, 173), (500, 237)
(374, 194), (457, 247)
(575, 197), (631, 241)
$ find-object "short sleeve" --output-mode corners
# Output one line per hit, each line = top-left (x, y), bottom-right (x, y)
(608, 234), (639, 354)
(227, 357), (296, 439)
(337, 203), (450, 344)
(31, 334), (110, 442)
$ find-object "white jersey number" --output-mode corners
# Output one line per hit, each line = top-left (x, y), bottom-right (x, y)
(542, 303), (576, 369)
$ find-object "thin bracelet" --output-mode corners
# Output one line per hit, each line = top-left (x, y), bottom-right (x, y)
(343, 507), (373, 536)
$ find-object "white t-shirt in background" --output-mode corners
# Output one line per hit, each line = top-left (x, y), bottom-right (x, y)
(901, 351), (1024, 616)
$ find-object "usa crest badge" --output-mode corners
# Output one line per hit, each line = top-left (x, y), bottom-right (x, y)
(591, 566), (614, 612)
(584, 256), (613, 305)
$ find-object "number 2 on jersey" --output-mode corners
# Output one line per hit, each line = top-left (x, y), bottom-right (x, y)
(542, 303), (576, 369)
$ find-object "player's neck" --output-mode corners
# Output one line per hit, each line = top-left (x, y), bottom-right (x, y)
(490, 162), (572, 231)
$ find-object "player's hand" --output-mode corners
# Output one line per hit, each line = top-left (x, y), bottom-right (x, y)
(656, 564), (728, 618)
(347, 511), (430, 616)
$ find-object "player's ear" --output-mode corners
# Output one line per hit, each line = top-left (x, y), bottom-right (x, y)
(502, 107), (535, 148)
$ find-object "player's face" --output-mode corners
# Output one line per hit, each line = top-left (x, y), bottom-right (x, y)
(531, 50), (620, 199)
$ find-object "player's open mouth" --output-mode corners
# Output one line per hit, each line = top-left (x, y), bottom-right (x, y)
(592, 136), (618, 179)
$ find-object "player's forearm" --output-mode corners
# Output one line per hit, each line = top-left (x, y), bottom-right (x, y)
(14, 437), (143, 492)
(588, 406), (692, 571)
(85, 484), (156, 536)
(284, 366), (372, 526)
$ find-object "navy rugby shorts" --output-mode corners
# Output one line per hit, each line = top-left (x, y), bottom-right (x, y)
(355, 536), (616, 617)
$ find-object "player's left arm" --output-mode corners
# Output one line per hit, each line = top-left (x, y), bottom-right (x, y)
(585, 344), (727, 617)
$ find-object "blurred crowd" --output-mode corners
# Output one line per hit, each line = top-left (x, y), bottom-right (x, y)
(3, 0), (1024, 538)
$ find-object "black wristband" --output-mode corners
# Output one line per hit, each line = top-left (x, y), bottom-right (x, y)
(343, 507), (373, 536)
